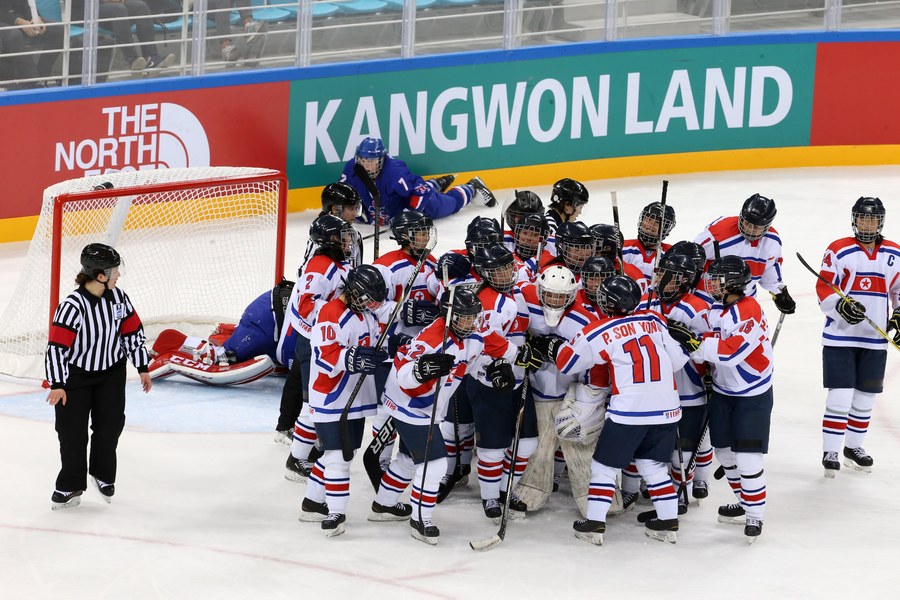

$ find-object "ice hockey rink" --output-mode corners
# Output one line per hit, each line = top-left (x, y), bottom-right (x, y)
(1, 165), (898, 599)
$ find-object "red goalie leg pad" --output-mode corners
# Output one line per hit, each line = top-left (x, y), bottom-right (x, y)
(148, 351), (186, 379)
(151, 329), (189, 357)
(169, 355), (276, 386)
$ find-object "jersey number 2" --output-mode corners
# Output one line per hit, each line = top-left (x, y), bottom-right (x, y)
(622, 336), (661, 383)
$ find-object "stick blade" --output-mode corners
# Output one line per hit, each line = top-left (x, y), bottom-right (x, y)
(469, 534), (503, 552)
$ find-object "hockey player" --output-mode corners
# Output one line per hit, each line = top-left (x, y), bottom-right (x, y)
(591, 223), (647, 291)
(694, 194), (796, 315)
(541, 221), (594, 276)
(339, 137), (494, 225)
(623, 201), (676, 280)
(510, 213), (550, 283)
(816, 197), (900, 477)
(299, 265), (393, 537)
(503, 190), (544, 245)
(535, 275), (689, 545)
(667, 255), (773, 542)
(298, 182), (365, 270)
(377, 288), (485, 544)
(280, 215), (356, 478)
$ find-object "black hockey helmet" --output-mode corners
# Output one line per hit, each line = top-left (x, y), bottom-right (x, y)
(472, 245), (517, 293)
(705, 255), (751, 301)
(344, 264), (387, 312)
(440, 286), (483, 338)
(653, 252), (697, 304)
(80, 243), (121, 278)
(581, 256), (618, 303)
(506, 190), (544, 230)
(590, 223), (623, 258)
(321, 182), (361, 213)
(391, 210), (435, 253)
(851, 196), (885, 244)
(550, 178), (589, 209)
(556, 221), (594, 272)
(667, 240), (707, 288)
(596, 275), (642, 317)
(637, 201), (676, 248)
(739, 194), (777, 241)
(514, 213), (549, 259)
(465, 216), (503, 256)
(310, 214), (355, 260)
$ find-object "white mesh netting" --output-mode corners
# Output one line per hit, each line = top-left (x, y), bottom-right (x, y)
(0, 167), (285, 380)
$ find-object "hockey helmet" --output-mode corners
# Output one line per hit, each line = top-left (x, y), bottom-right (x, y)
(80, 243), (121, 279)
(472, 245), (517, 293)
(344, 264), (387, 313)
(581, 256), (617, 303)
(355, 137), (387, 179)
(653, 252), (697, 304)
(556, 221), (594, 272)
(310, 214), (355, 260)
(440, 287), (483, 338)
(391, 210), (436, 253)
(596, 275), (642, 317)
(851, 196), (885, 244)
(465, 216), (503, 256)
(739, 194), (777, 241)
(537, 265), (578, 327)
(667, 240), (707, 289)
(514, 213), (549, 260)
(321, 182), (361, 217)
(637, 202), (676, 248)
(704, 255), (751, 301)
(506, 190), (544, 230)
(550, 178), (589, 209)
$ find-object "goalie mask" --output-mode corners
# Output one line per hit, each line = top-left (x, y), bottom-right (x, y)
(344, 265), (387, 313)
(739, 194), (777, 242)
(537, 265), (578, 327)
(465, 216), (503, 256)
(704, 255), (751, 302)
(581, 256), (617, 304)
(355, 137), (387, 179)
(514, 213), (549, 260)
(556, 221), (594, 273)
(851, 196), (885, 244)
(80, 243), (121, 279)
(652, 252), (697, 304)
(637, 202), (676, 248)
(506, 190), (544, 231)
(391, 210), (436, 254)
(472, 245), (517, 294)
(310, 214), (355, 260)
(440, 287), (483, 338)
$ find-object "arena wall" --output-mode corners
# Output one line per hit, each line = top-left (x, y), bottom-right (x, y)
(1, 30), (899, 243)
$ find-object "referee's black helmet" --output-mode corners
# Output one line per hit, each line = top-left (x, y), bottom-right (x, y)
(80, 243), (121, 278)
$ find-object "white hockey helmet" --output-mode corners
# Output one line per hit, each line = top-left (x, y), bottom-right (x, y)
(537, 265), (578, 327)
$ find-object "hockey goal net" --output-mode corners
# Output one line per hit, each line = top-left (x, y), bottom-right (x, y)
(0, 167), (287, 380)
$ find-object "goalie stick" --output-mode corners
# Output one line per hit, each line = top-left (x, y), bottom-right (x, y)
(354, 162), (382, 259)
(338, 233), (438, 461)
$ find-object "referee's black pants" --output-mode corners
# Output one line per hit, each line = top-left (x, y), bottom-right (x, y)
(54, 361), (127, 492)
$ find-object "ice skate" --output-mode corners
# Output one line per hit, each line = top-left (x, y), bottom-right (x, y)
(573, 519), (605, 546)
(620, 490), (639, 512)
(50, 489), (82, 510)
(843, 446), (873, 473)
(692, 480), (709, 500)
(91, 477), (114, 503)
(430, 174), (456, 193)
(298, 498), (328, 522)
(717, 503), (746, 525)
(644, 517), (678, 544)
(285, 455), (311, 483)
(822, 451), (840, 478)
(322, 513), (346, 537)
(368, 501), (412, 522)
(499, 490), (528, 520)
(466, 177), (498, 207)
(482, 498), (502, 523)
(409, 518), (440, 545)
(274, 429), (292, 446)
(744, 517), (763, 544)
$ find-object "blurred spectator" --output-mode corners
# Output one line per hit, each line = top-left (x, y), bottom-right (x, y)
(71, 0), (174, 71)
(208, 0), (264, 63)
(0, 0), (64, 88)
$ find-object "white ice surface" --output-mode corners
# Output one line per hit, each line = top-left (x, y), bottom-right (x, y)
(1, 166), (899, 599)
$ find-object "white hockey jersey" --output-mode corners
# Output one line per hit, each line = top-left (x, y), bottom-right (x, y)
(308, 297), (386, 423)
(282, 255), (348, 341)
(373, 248), (439, 337)
(556, 310), (688, 425)
(817, 237), (900, 350)
(647, 293), (711, 407)
(623, 239), (671, 282)
(695, 295), (773, 397)
(471, 284), (531, 388)
(695, 216), (785, 297)
(383, 318), (484, 425)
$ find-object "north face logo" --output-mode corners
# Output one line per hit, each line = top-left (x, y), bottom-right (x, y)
(54, 102), (210, 176)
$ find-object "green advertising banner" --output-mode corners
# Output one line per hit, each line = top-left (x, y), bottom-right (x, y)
(287, 43), (816, 188)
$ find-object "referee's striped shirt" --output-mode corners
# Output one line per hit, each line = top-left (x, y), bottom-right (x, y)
(45, 286), (150, 388)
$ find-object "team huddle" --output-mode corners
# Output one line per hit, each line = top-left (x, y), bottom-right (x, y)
(141, 141), (900, 548)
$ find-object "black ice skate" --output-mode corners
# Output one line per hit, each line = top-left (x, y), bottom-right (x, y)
(285, 455), (311, 483)
(499, 490), (528, 519)
(368, 501), (412, 522)
(717, 503), (746, 525)
(409, 518), (440, 545)
(573, 519), (605, 546)
(692, 480), (709, 499)
(822, 451), (841, 478)
(431, 174), (456, 193)
(843, 446), (874, 473)
(744, 517), (763, 544)
(644, 517), (678, 544)
(298, 497), (329, 522)
(92, 477), (115, 503)
(50, 489), (83, 510)
(467, 177), (498, 207)
(321, 513), (346, 537)
(482, 498), (502, 522)
(621, 490), (639, 512)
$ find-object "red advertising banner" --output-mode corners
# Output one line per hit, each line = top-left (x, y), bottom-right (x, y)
(0, 82), (290, 220)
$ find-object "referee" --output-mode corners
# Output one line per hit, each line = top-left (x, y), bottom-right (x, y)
(46, 243), (152, 510)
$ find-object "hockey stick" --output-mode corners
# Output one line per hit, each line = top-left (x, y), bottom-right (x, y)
(796, 252), (900, 351)
(435, 390), (461, 503)
(338, 234), (438, 461)
(770, 310), (786, 347)
(610, 191), (625, 275)
(354, 162), (381, 259)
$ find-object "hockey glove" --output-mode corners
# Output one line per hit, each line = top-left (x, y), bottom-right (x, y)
(345, 346), (389, 375)
(387, 333), (413, 359)
(837, 296), (866, 325)
(436, 252), (471, 280)
(485, 358), (515, 392)
(667, 319), (702, 353)
(513, 343), (542, 371)
(772, 287), (796, 315)
(887, 307), (900, 345)
(412, 353), (455, 383)
(401, 299), (440, 327)
(528, 334), (563, 365)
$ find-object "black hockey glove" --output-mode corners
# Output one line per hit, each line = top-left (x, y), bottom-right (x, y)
(667, 319), (702, 353)
(513, 343), (542, 371)
(401, 299), (440, 327)
(837, 296), (866, 325)
(437, 252), (471, 280)
(413, 353), (455, 383)
(772, 287), (796, 315)
(345, 346), (389, 375)
(485, 358), (515, 392)
(887, 307), (900, 345)
(387, 333), (413, 359)
(528, 334), (563, 365)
